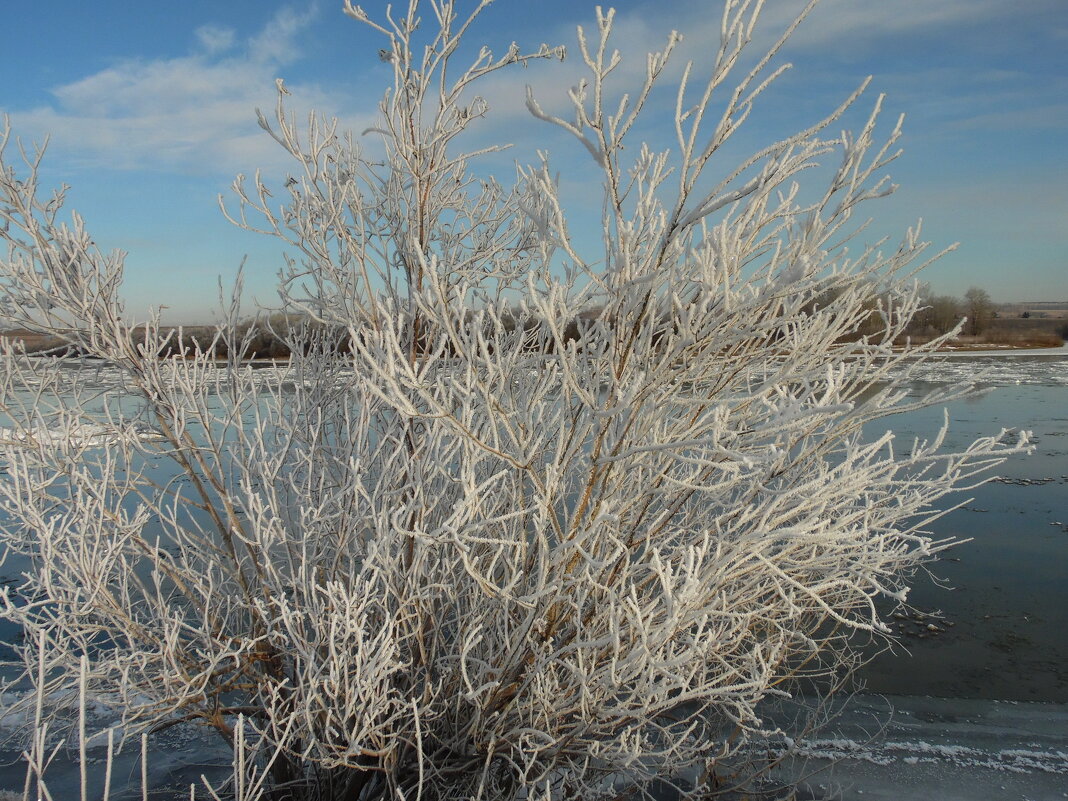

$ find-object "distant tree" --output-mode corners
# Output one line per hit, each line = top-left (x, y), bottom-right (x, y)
(910, 286), (961, 335)
(964, 286), (995, 336)
(929, 295), (962, 333)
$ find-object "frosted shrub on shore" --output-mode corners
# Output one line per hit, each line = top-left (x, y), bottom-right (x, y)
(0, 1), (1027, 799)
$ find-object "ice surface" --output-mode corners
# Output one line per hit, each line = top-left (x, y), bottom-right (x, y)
(0, 693), (1064, 800)
(768, 694), (1068, 800)
(884, 346), (1068, 388)
(0, 350), (1064, 797)
(0, 421), (165, 448)
(0, 687), (231, 800)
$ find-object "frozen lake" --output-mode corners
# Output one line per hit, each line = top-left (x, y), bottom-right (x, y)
(0, 346), (1065, 798)
(860, 345), (1068, 702)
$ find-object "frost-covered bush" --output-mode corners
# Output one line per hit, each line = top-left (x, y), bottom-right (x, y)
(0, 1), (1026, 799)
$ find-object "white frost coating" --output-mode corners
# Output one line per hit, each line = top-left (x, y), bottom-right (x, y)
(0, 0), (1032, 799)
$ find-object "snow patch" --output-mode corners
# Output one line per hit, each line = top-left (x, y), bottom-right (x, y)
(0, 422), (165, 448)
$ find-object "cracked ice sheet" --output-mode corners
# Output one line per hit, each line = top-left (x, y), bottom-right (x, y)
(766, 694), (1068, 800)
(884, 345), (1068, 389)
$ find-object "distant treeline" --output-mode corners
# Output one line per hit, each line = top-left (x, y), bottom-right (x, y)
(0, 312), (607, 361)
(814, 284), (1064, 347)
(899, 285), (1065, 346)
(0, 317), (324, 360)
(3, 287), (1063, 359)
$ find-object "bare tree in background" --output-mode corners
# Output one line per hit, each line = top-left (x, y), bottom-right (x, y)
(0, 1), (1027, 799)
(909, 283), (962, 336)
(963, 286), (995, 336)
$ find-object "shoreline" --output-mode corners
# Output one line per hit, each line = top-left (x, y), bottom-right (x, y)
(918, 341), (1067, 352)
(3, 328), (1065, 362)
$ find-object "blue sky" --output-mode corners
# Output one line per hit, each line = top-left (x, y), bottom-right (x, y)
(2, 0), (1065, 322)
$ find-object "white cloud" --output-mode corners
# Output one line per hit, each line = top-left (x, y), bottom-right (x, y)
(6, 0), (1058, 182)
(195, 24), (236, 55)
(750, 0), (1027, 49)
(457, 0), (1065, 160)
(249, 6), (318, 65)
(1, 5), (371, 177)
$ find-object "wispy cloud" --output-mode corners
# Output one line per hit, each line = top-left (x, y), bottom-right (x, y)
(195, 24), (235, 56)
(461, 0), (1066, 161)
(1, 5), (370, 176)
(752, 0), (1061, 49)
(249, 6), (317, 65)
